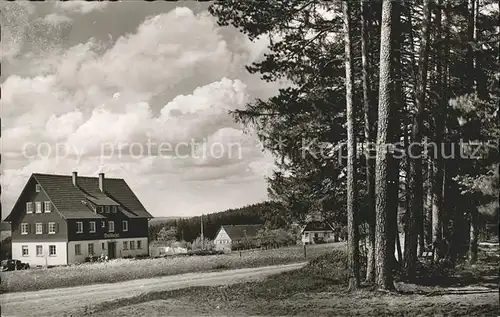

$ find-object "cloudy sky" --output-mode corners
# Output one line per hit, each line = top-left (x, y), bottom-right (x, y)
(1, 1), (285, 219)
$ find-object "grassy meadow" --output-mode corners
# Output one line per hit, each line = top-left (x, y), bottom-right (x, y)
(84, 246), (499, 317)
(0, 243), (340, 293)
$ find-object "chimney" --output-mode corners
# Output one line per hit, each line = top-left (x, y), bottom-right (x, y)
(72, 172), (78, 187)
(99, 173), (105, 192)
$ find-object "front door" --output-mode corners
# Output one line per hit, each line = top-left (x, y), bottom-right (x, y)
(108, 242), (116, 259)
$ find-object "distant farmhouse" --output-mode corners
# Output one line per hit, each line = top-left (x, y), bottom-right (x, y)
(4, 172), (153, 266)
(301, 220), (337, 244)
(214, 224), (263, 252)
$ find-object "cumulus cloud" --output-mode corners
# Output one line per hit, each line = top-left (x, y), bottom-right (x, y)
(1, 5), (283, 218)
(53, 1), (110, 14)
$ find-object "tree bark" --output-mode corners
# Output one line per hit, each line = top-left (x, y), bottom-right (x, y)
(465, 0), (476, 93)
(469, 204), (479, 264)
(425, 158), (434, 248)
(432, 0), (446, 262)
(343, 0), (360, 290)
(389, 0), (403, 269)
(361, 0), (376, 284)
(374, 0), (396, 291)
(405, 0), (431, 281)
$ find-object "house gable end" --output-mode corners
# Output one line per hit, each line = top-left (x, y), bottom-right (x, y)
(5, 175), (65, 223)
(4, 175), (37, 222)
(32, 174), (67, 220)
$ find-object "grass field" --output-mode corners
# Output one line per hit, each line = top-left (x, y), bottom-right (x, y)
(0, 243), (340, 293)
(83, 245), (499, 317)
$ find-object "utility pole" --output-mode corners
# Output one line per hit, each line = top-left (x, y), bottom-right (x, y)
(200, 214), (204, 250)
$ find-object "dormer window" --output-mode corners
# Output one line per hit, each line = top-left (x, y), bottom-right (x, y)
(105, 206), (110, 213)
(97, 206), (104, 213)
(112, 206), (117, 213)
(35, 184), (41, 192)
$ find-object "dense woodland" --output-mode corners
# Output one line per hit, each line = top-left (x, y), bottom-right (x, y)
(205, 0), (499, 290)
(149, 202), (279, 242)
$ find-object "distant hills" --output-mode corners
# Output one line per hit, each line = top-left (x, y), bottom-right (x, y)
(149, 216), (185, 225)
(148, 201), (282, 242)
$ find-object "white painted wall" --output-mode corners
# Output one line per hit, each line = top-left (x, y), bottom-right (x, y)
(12, 242), (67, 266)
(302, 230), (335, 244)
(67, 237), (148, 264)
(214, 227), (232, 252)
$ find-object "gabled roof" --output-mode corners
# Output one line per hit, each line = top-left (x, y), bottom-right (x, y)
(301, 221), (334, 233)
(5, 173), (153, 221)
(220, 224), (263, 240)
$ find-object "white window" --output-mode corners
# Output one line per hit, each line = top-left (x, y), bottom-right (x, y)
(123, 241), (128, 250)
(101, 221), (106, 228)
(112, 206), (117, 213)
(105, 206), (110, 213)
(76, 222), (83, 233)
(44, 201), (51, 213)
(97, 206), (103, 213)
(89, 221), (96, 233)
(130, 241), (135, 250)
(49, 245), (56, 256)
(75, 244), (81, 255)
(26, 202), (33, 214)
(36, 245), (43, 257)
(35, 184), (41, 192)
(21, 223), (29, 235)
(122, 220), (128, 232)
(88, 243), (94, 255)
(48, 222), (56, 234)
(108, 221), (115, 232)
(35, 202), (42, 213)
(36, 223), (43, 234)
(22, 245), (29, 256)
(137, 240), (142, 249)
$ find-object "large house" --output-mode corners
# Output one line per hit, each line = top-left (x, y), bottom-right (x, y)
(4, 172), (153, 266)
(301, 221), (336, 244)
(214, 224), (263, 252)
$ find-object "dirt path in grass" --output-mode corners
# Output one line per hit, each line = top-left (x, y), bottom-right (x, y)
(0, 262), (306, 317)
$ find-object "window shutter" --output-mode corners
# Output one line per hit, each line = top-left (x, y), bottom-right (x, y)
(44, 223), (49, 234)
(55, 223), (59, 233)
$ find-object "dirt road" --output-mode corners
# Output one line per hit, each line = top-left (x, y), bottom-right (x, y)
(0, 262), (306, 317)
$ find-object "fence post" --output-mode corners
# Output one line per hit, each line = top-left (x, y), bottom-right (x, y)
(303, 244), (307, 259)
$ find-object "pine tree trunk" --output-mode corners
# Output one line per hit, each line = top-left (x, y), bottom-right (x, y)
(466, 0), (476, 93)
(389, 0), (403, 269)
(406, 0), (431, 281)
(374, 0), (396, 291)
(361, 0), (376, 284)
(425, 158), (434, 248)
(432, 0), (446, 262)
(343, 0), (360, 290)
(469, 205), (479, 264)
